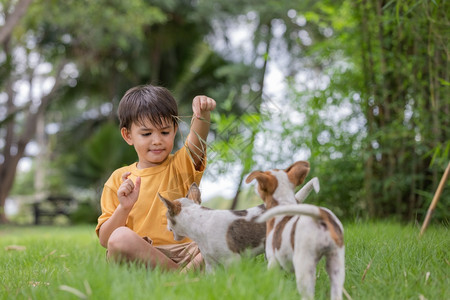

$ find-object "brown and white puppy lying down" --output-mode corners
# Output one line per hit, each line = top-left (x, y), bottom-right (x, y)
(247, 161), (345, 300)
(158, 177), (319, 273)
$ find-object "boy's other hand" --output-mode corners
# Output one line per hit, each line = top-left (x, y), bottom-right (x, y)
(118, 172), (141, 211)
(192, 95), (216, 119)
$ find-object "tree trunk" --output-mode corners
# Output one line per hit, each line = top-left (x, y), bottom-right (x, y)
(34, 111), (47, 202)
(0, 61), (66, 224)
(359, 0), (376, 217)
(0, 158), (20, 223)
(0, 0), (34, 44)
(230, 21), (272, 210)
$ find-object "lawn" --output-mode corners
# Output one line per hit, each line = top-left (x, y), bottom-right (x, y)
(1, 222), (448, 299)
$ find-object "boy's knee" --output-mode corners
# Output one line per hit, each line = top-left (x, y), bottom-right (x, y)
(107, 227), (134, 254)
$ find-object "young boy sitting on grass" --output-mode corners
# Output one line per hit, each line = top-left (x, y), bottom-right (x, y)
(95, 84), (216, 272)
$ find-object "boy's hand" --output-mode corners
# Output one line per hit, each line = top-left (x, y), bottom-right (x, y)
(117, 172), (141, 211)
(192, 95), (216, 119)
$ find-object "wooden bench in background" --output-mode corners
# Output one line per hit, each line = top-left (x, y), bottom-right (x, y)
(33, 195), (75, 225)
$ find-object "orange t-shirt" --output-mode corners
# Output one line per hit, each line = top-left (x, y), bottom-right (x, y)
(95, 144), (205, 246)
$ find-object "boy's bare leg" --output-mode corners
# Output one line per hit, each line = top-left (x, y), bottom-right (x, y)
(107, 226), (178, 271)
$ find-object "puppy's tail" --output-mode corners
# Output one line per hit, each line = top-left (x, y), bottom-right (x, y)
(294, 177), (320, 203)
(256, 204), (321, 223)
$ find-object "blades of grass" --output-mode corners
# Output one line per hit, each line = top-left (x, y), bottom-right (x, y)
(186, 129), (208, 167)
(59, 285), (87, 299)
(190, 129), (207, 153)
(4, 245), (26, 251)
(343, 287), (353, 300)
(84, 280), (92, 296)
(361, 259), (373, 282)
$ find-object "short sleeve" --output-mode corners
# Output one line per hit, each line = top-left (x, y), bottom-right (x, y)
(95, 182), (120, 237)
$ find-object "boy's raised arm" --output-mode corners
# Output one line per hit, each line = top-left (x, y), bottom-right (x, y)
(188, 95), (216, 170)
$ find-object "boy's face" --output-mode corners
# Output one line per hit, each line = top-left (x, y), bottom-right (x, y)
(121, 118), (177, 169)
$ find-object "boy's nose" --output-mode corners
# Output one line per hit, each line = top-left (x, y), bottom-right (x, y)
(152, 133), (162, 144)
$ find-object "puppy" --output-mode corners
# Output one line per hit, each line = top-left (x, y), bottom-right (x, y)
(158, 178), (320, 272)
(246, 161), (345, 300)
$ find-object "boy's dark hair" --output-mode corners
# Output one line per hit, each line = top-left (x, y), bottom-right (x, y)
(118, 84), (178, 130)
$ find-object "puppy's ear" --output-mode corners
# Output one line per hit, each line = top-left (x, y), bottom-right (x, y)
(285, 161), (310, 187)
(158, 193), (181, 217)
(245, 171), (262, 184)
(186, 182), (201, 204)
(246, 171), (277, 193)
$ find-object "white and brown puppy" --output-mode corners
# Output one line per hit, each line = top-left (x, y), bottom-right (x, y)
(246, 161), (345, 300)
(158, 178), (320, 272)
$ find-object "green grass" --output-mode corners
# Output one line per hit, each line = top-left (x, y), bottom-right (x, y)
(0, 222), (448, 299)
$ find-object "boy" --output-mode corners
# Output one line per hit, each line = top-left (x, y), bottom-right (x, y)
(95, 84), (216, 271)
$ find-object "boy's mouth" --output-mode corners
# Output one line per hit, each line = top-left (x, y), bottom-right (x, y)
(151, 149), (164, 154)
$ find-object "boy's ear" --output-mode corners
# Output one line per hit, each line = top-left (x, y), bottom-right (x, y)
(121, 127), (133, 145)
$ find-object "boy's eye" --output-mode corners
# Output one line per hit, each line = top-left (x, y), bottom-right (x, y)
(142, 133), (151, 136)
(162, 131), (170, 135)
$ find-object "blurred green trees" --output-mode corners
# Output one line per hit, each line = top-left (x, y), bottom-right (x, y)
(1, 0), (448, 223)
(284, 1), (450, 220)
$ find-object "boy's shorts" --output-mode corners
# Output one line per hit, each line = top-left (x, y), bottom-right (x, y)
(143, 237), (203, 269)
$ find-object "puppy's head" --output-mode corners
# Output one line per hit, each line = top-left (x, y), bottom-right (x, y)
(158, 193), (185, 241)
(245, 161), (310, 209)
(158, 182), (202, 241)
